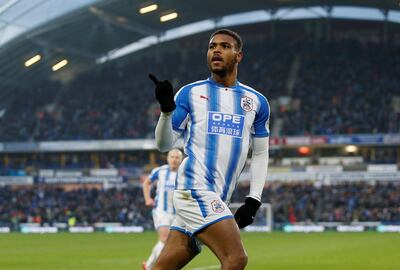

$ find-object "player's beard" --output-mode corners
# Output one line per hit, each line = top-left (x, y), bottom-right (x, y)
(208, 57), (236, 78)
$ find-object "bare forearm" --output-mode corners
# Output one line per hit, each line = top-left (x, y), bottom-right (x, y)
(142, 179), (152, 202)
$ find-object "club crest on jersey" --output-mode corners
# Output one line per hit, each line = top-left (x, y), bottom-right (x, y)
(240, 96), (253, 112)
(211, 199), (225, 213)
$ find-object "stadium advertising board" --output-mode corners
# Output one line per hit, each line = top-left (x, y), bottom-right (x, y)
(267, 172), (316, 181)
(310, 136), (328, 145)
(21, 227), (58, 233)
(0, 176), (34, 185)
(367, 164), (398, 172)
(90, 169), (118, 176)
(377, 225), (400, 232)
(336, 225), (365, 232)
(39, 169), (54, 177)
(351, 135), (385, 144)
(105, 226), (144, 233)
(41, 176), (124, 183)
(269, 137), (281, 146)
(283, 225), (325, 233)
(273, 134), (397, 146)
(0, 134), (398, 153)
(324, 172), (400, 182)
(306, 165), (343, 172)
(243, 226), (271, 232)
(282, 224), (397, 233)
(282, 136), (328, 146)
(328, 134), (384, 145)
(0, 227), (10, 233)
(265, 171), (400, 182)
(283, 136), (311, 145)
(39, 139), (156, 152)
(7, 223), (400, 233)
(55, 170), (83, 177)
(383, 134), (400, 144)
(4, 142), (38, 152)
(69, 227), (95, 233)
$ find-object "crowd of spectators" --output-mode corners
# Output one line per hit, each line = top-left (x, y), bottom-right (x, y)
(0, 185), (152, 229)
(281, 40), (400, 135)
(1, 181), (399, 229)
(0, 27), (398, 142)
(233, 181), (400, 224)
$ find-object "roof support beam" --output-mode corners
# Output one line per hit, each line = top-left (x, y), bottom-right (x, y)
(0, 0), (19, 15)
(30, 37), (98, 60)
(89, 6), (159, 36)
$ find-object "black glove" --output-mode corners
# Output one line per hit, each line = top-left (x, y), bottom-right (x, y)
(149, 74), (176, 113)
(234, 197), (261, 229)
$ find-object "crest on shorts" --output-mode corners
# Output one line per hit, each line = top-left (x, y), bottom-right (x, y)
(240, 96), (253, 112)
(211, 199), (225, 213)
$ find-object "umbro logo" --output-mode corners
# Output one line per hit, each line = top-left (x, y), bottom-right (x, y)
(200, 95), (209, 100)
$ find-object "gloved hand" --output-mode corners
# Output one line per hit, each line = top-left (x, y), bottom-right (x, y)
(234, 197), (261, 229)
(149, 74), (176, 113)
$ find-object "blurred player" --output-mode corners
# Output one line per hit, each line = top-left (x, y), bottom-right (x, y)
(149, 29), (270, 269)
(141, 148), (183, 270)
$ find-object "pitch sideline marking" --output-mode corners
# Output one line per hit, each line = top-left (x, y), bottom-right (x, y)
(190, 265), (220, 270)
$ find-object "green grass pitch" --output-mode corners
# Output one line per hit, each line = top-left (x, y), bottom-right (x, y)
(0, 232), (399, 270)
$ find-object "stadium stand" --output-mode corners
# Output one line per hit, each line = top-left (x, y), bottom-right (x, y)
(0, 26), (398, 141)
(0, 186), (152, 229)
(232, 182), (400, 224)
(1, 182), (399, 229)
(281, 40), (400, 135)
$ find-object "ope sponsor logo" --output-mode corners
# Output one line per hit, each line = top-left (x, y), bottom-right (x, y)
(207, 111), (244, 138)
(211, 113), (242, 123)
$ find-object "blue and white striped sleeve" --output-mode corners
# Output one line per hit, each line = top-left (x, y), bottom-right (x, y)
(172, 86), (190, 133)
(252, 94), (270, 137)
(149, 167), (160, 183)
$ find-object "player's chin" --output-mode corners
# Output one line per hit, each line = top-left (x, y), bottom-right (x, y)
(211, 66), (226, 74)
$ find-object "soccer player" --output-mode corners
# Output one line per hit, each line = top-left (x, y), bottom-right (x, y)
(142, 149), (183, 270)
(149, 29), (270, 270)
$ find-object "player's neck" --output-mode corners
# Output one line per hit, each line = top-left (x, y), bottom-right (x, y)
(211, 71), (237, 87)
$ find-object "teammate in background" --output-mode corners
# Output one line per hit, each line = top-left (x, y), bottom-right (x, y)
(149, 29), (270, 270)
(142, 149), (183, 270)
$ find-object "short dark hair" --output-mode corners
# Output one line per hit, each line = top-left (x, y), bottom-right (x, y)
(210, 29), (243, 51)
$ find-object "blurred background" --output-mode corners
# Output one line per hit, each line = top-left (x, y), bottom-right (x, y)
(0, 0), (399, 233)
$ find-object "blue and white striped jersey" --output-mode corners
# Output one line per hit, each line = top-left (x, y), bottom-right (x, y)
(172, 77), (270, 203)
(149, 164), (177, 214)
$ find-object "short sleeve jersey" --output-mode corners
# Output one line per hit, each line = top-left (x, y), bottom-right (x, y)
(171, 78), (270, 202)
(149, 165), (177, 214)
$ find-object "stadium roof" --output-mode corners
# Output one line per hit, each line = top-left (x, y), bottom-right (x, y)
(0, 0), (399, 89)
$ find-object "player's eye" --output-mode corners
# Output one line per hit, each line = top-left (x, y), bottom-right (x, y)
(209, 44), (215, 49)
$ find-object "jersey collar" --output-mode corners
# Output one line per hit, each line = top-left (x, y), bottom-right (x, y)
(207, 77), (239, 89)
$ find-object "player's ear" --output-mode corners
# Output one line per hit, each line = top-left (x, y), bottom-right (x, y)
(236, 51), (243, 64)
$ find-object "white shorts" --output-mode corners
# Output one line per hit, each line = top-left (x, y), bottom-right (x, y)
(170, 190), (234, 236)
(152, 210), (175, 230)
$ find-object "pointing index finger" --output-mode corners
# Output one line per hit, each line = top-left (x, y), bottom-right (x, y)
(148, 74), (159, 85)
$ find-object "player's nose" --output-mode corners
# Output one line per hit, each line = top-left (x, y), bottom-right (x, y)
(212, 45), (222, 53)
